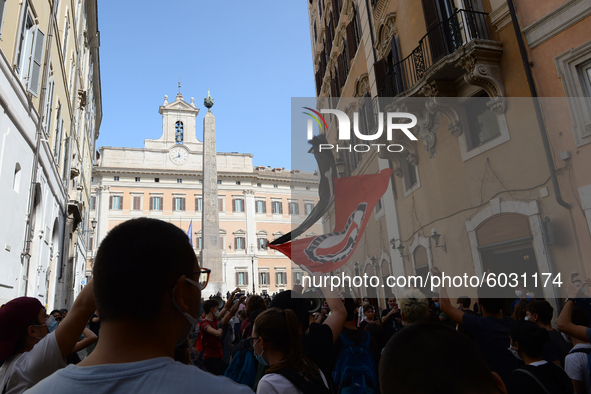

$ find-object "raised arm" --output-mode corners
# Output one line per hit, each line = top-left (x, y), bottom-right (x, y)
(71, 327), (98, 353)
(319, 281), (347, 343)
(431, 267), (465, 326)
(557, 279), (591, 342)
(55, 280), (96, 359)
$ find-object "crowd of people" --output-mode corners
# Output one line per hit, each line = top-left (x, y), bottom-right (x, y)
(1, 217), (590, 394)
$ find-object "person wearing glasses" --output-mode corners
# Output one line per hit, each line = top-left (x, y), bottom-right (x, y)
(23, 218), (253, 394)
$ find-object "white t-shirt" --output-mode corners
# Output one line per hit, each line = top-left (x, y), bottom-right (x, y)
(23, 357), (253, 394)
(0, 331), (65, 394)
(359, 306), (366, 323)
(565, 343), (591, 394)
(256, 370), (328, 394)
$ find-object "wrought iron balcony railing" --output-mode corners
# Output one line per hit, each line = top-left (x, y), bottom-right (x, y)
(379, 9), (491, 97)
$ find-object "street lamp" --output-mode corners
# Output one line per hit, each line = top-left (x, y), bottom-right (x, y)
(336, 156), (346, 177)
(250, 245), (255, 294)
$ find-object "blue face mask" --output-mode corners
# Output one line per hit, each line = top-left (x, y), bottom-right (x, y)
(46, 315), (58, 333)
(254, 339), (268, 366)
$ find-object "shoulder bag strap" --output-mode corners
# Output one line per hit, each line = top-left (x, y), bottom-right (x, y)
(515, 369), (552, 394)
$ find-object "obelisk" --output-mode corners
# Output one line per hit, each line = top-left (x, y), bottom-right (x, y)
(201, 90), (224, 297)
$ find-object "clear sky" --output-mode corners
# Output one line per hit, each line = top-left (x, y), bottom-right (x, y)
(96, 1), (315, 171)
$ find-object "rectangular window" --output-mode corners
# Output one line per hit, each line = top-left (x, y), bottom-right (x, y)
(53, 103), (63, 161)
(272, 201), (283, 214)
(150, 196), (162, 211)
(88, 236), (93, 252)
(132, 196), (141, 211)
(237, 272), (248, 286)
(259, 272), (269, 285)
(236, 181), (241, 185)
(42, 77), (54, 135)
(258, 237), (267, 250)
(109, 195), (122, 210)
(234, 237), (245, 250)
(403, 162), (418, 191)
(62, 15), (69, 56)
(276, 272), (286, 285)
(16, 2), (45, 96)
(89, 196), (96, 211)
(288, 201), (299, 215)
(195, 197), (203, 212)
(304, 203), (314, 215)
(375, 198), (383, 213)
(273, 184), (278, 188)
(197, 237), (203, 249)
(466, 92), (501, 150)
(256, 200), (266, 213)
(217, 180), (222, 185)
(177, 179), (182, 184)
(199, 179), (203, 184)
(135, 177), (140, 182)
(306, 186), (310, 191)
(294, 271), (303, 285)
(173, 197), (186, 211)
(114, 176), (119, 181)
(290, 185), (295, 190)
(257, 183), (262, 187)
(218, 198), (224, 212)
(0, 0), (6, 38)
(155, 178), (160, 182)
(233, 198), (244, 212)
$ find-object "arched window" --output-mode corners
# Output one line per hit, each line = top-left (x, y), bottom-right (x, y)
(13, 163), (21, 192)
(175, 121), (183, 144)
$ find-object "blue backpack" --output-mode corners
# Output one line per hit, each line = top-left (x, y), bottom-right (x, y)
(224, 347), (257, 389)
(332, 331), (378, 394)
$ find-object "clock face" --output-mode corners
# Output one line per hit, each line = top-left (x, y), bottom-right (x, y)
(169, 146), (189, 165)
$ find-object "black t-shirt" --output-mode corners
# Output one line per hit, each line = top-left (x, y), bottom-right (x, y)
(547, 329), (572, 367)
(462, 314), (521, 385)
(381, 308), (401, 339)
(333, 327), (381, 369)
(304, 322), (334, 379)
(508, 362), (574, 394)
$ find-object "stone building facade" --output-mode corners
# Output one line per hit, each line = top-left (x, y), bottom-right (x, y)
(307, 0), (590, 309)
(0, 0), (102, 308)
(89, 92), (321, 295)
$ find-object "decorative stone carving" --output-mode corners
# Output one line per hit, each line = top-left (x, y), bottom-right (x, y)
(375, 13), (397, 60)
(416, 108), (442, 158)
(354, 73), (369, 97)
(458, 54), (506, 114)
(373, 0), (389, 23)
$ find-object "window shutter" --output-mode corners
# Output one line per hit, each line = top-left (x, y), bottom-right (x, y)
(245, 272), (248, 285)
(276, 272), (279, 285)
(182, 198), (186, 211)
(332, 0), (339, 25)
(27, 27), (45, 96)
(374, 58), (388, 95)
(120, 195), (123, 210)
(109, 196), (112, 209)
(421, 0), (441, 30)
(279, 202), (283, 214)
(337, 53), (345, 88)
(234, 238), (237, 250)
(295, 203), (299, 215)
(315, 70), (322, 96)
(236, 272), (239, 286)
(391, 36), (404, 94)
(263, 201), (267, 214)
(219, 198), (223, 212)
(133, 196), (140, 210)
(195, 197), (198, 211)
(149, 197), (153, 210)
(232, 199), (236, 212)
(346, 22), (357, 62)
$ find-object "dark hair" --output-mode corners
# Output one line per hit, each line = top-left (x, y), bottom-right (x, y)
(457, 297), (471, 309)
(254, 308), (318, 378)
(510, 320), (549, 358)
(13, 315), (43, 355)
(203, 299), (218, 314)
(571, 307), (589, 327)
(93, 218), (196, 322)
(380, 323), (501, 394)
(477, 285), (504, 314)
(59, 308), (68, 315)
(526, 300), (553, 325)
(364, 305), (375, 312)
(512, 299), (531, 321)
(49, 309), (62, 316)
(270, 290), (310, 332)
(343, 293), (356, 322)
(246, 295), (267, 320)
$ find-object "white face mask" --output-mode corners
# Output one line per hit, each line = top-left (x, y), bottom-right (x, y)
(515, 290), (523, 297)
(508, 345), (523, 361)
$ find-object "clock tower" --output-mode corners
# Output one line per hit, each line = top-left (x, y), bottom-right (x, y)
(144, 90), (202, 152)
